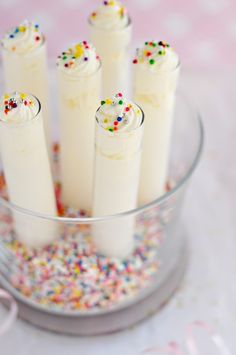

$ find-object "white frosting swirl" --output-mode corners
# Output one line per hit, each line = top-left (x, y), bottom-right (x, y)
(0, 92), (39, 124)
(89, 0), (129, 30)
(1, 20), (44, 54)
(96, 93), (143, 133)
(134, 40), (179, 72)
(57, 41), (101, 76)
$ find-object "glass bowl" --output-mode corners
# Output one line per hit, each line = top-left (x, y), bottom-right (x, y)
(0, 92), (204, 335)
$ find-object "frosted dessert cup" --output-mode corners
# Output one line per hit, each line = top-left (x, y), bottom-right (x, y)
(92, 93), (144, 257)
(88, 0), (132, 97)
(133, 40), (180, 206)
(1, 20), (51, 153)
(57, 41), (101, 211)
(0, 93), (57, 247)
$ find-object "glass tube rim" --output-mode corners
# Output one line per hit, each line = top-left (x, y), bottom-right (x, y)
(0, 92), (41, 127)
(87, 15), (132, 32)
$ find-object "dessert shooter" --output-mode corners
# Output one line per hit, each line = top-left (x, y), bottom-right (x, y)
(0, 92), (57, 248)
(88, 0), (131, 97)
(1, 20), (51, 152)
(133, 41), (180, 205)
(92, 93), (144, 258)
(57, 41), (101, 211)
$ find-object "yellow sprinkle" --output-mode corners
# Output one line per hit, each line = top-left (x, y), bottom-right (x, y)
(103, 118), (108, 123)
(20, 93), (26, 99)
(105, 99), (112, 105)
(74, 44), (84, 58)
(4, 94), (9, 99)
(19, 26), (26, 33)
(109, 0), (115, 5)
(53, 286), (61, 293)
(119, 6), (125, 16)
(75, 302), (82, 310)
(39, 299), (47, 305)
(136, 109), (141, 114)
(72, 289), (81, 298)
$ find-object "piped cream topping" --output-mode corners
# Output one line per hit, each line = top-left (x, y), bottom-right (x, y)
(0, 92), (39, 124)
(133, 40), (179, 72)
(57, 41), (100, 76)
(89, 0), (129, 30)
(1, 20), (44, 54)
(96, 93), (143, 133)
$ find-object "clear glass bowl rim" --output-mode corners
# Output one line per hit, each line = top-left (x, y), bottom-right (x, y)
(0, 95), (204, 224)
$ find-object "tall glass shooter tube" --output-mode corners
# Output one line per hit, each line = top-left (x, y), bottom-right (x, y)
(0, 92), (57, 247)
(57, 41), (101, 211)
(88, 0), (132, 97)
(133, 40), (180, 205)
(92, 93), (144, 258)
(1, 20), (51, 152)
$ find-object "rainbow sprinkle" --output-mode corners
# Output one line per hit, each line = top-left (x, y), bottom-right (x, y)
(1, 21), (43, 53)
(89, 1), (128, 24)
(57, 41), (100, 70)
(133, 40), (171, 65)
(98, 93), (142, 133)
(2, 93), (33, 116)
(7, 23), (40, 40)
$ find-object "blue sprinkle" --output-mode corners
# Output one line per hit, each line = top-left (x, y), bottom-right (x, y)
(117, 116), (122, 122)
(47, 290), (54, 296)
(15, 28), (19, 33)
(9, 34), (14, 38)
(35, 24), (39, 29)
